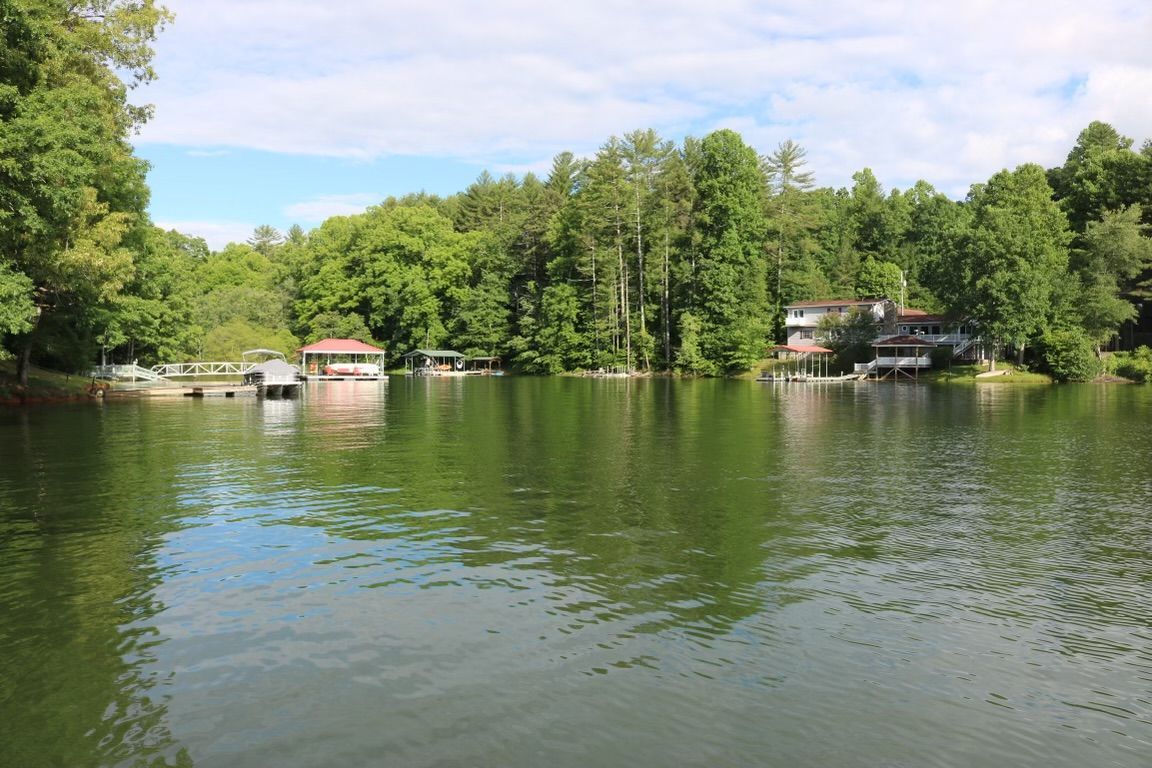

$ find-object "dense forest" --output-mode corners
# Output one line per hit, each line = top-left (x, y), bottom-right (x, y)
(4, 1), (1152, 383)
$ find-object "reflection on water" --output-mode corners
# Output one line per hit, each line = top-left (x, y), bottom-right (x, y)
(2, 380), (1152, 767)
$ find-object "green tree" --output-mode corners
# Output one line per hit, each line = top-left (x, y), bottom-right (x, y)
(0, 262), (35, 339)
(952, 164), (1072, 367)
(0, 0), (171, 382)
(817, 307), (879, 371)
(1073, 205), (1152, 347)
(855, 257), (904, 301)
(1041, 327), (1101, 382)
(1048, 121), (1151, 233)
(763, 139), (821, 336)
(304, 311), (374, 345)
(690, 129), (769, 372)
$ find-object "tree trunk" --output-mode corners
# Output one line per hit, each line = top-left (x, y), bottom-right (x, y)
(662, 229), (671, 368)
(15, 310), (42, 387)
(614, 203), (630, 370)
(635, 188), (648, 370)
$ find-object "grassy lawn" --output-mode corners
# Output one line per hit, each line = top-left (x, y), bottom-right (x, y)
(0, 360), (94, 402)
(929, 362), (1053, 384)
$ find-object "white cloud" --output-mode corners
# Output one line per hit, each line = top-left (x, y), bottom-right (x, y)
(155, 220), (256, 251)
(137, 0), (1152, 194)
(283, 194), (381, 222)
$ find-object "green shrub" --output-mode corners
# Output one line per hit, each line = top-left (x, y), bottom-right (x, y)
(1041, 328), (1101, 382)
(1106, 346), (1152, 383)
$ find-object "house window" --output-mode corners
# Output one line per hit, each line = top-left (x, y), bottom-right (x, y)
(800, 329), (814, 340)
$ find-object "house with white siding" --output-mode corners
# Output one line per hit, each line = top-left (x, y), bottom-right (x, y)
(783, 299), (893, 347)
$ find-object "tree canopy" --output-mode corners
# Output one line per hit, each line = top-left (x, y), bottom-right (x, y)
(2, 9), (1149, 386)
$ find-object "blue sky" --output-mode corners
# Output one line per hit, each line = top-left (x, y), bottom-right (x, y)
(132, 0), (1152, 249)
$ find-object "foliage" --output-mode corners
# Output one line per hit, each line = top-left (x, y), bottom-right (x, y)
(1040, 328), (1102, 382)
(0, 0), (171, 382)
(0, 261), (35, 337)
(817, 307), (879, 370)
(855, 257), (903, 301)
(690, 129), (769, 372)
(1105, 346), (1152, 383)
(201, 319), (298, 361)
(948, 164), (1072, 365)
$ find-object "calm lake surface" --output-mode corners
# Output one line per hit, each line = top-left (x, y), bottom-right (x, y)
(2, 378), (1151, 767)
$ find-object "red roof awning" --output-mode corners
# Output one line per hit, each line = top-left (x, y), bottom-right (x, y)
(298, 338), (385, 354)
(770, 344), (834, 354)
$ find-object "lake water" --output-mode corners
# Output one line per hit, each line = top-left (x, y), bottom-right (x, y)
(2, 378), (1151, 767)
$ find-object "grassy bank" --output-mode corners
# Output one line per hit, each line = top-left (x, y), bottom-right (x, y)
(929, 363), (1053, 384)
(0, 360), (95, 405)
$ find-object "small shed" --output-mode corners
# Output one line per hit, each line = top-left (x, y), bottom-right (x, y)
(299, 338), (387, 379)
(871, 335), (936, 380)
(402, 349), (466, 376)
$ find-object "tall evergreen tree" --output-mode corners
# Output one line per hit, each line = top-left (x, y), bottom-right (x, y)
(691, 129), (769, 372)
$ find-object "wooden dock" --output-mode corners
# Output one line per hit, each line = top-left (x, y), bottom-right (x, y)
(755, 373), (863, 383)
(107, 383), (258, 399)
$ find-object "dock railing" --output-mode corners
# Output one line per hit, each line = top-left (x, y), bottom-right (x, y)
(90, 364), (167, 382)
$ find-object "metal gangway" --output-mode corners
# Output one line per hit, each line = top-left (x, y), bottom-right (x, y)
(92, 350), (288, 382)
(89, 363), (168, 382)
(150, 361), (259, 378)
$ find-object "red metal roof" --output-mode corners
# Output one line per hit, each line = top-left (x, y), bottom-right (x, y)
(872, 335), (936, 347)
(770, 344), (834, 354)
(898, 311), (950, 323)
(298, 338), (385, 353)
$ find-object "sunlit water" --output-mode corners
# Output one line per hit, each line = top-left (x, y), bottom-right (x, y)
(2, 378), (1151, 767)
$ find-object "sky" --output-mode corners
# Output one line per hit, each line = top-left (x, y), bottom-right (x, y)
(132, 0), (1152, 250)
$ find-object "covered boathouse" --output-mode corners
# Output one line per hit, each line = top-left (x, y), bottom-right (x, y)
(871, 335), (936, 380)
(299, 339), (387, 380)
(403, 349), (467, 376)
(758, 344), (840, 382)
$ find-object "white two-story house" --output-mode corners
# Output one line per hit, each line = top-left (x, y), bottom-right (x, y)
(783, 299), (892, 347)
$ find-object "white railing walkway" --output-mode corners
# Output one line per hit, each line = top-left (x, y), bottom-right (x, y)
(90, 364), (167, 382)
(91, 361), (265, 381)
(150, 361), (258, 378)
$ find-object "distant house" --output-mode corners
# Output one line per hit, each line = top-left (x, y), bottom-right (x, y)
(783, 299), (892, 346)
(784, 300), (985, 372)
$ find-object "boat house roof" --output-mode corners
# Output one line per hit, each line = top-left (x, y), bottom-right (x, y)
(298, 338), (385, 354)
(402, 349), (465, 359)
(769, 344), (834, 354)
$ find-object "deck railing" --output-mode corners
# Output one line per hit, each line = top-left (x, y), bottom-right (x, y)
(874, 355), (932, 367)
